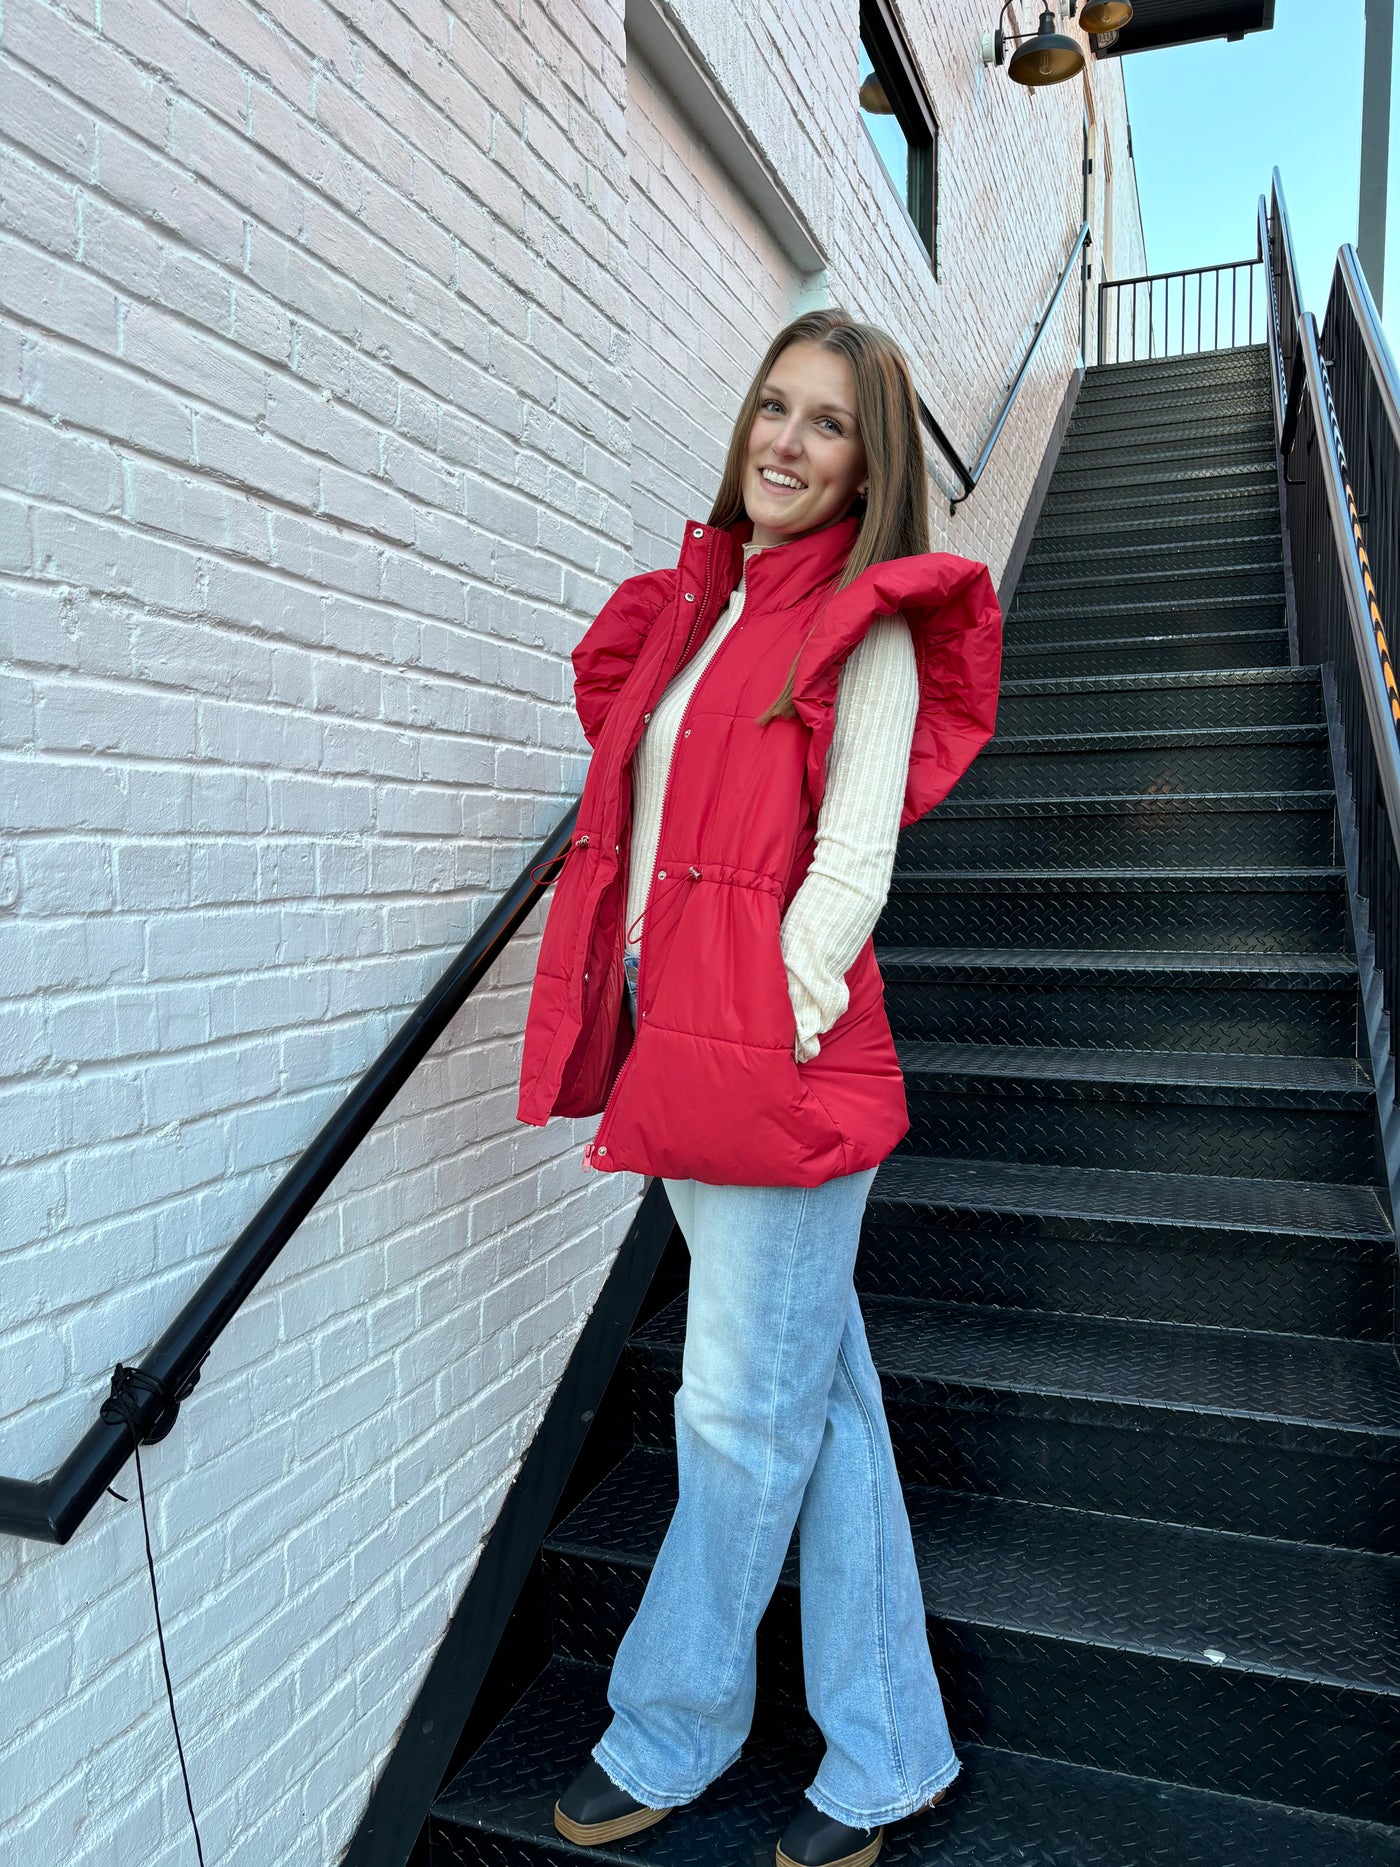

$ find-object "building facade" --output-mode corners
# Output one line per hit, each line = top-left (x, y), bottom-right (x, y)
(0, 1), (1140, 1859)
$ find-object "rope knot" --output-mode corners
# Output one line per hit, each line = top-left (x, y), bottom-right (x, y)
(101, 1364), (199, 1448)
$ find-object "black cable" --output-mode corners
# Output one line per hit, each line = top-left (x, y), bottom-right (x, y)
(101, 1366), (207, 1866)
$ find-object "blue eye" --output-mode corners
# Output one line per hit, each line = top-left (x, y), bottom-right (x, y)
(761, 398), (843, 435)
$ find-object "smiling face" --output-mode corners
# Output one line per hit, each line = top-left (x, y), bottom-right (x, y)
(742, 340), (869, 550)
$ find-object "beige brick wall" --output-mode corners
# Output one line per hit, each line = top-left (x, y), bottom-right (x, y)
(0, 1), (1140, 1859)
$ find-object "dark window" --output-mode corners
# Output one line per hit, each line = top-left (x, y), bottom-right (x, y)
(858, 0), (938, 264)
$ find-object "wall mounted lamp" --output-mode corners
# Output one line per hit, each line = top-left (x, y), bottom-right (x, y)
(981, 2), (1134, 87)
(982, 5), (1086, 87)
(1079, 3), (1133, 29)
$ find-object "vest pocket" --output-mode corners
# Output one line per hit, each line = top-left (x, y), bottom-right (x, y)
(606, 872), (849, 1182)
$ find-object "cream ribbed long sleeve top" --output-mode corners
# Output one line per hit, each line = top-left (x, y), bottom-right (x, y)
(624, 539), (920, 1063)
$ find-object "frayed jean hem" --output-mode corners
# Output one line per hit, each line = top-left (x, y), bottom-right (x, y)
(591, 1738), (727, 1811)
(803, 1752), (962, 1828)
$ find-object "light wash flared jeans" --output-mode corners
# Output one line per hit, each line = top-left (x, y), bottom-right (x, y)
(592, 957), (960, 1826)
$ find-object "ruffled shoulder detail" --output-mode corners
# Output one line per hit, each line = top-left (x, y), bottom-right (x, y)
(571, 566), (679, 748)
(791, 551), (1002, 827)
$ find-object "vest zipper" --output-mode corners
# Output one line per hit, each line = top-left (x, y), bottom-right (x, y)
(585, 543), (727, 1170)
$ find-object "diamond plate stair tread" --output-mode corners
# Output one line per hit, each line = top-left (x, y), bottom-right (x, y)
(935, 790), (1330, 820)
(984, 725), (1326, 755)
(1038, 428), (1273, 458)
(869, 1154), (1392, 1241)
(1000, 668), (1318, 697)
(1023, 533), (1281, 564)
(1036, 504), (1279, 535)
(1068, 390), (1273, 419)
(1016, 566), (1283, 600)
(1045, 461), (1274, 491)
(877, 949), (1355, 988)
(634, 1294), (1400, 1434)
(1063, 417), (1275, 448)
(547, 1451), (1400, 1695)
(1083, 359), (1270, 385)
(896, 1041), (1373, 1102)
(1010, 588), (1283, 616)
(430, 1659), (1400, 1866)
(1036, 520), (1281, 551)
(1042, 493), (1280, 527)
(890, 866), (1342, 889)
(1003, 630), (1288, 660)
(1045, 467), (1277, 501)
(1085, 350), (1270, 382)
(1056, 441), (1276, 472)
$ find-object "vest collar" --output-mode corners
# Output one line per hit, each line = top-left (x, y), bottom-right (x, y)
(683, 511), (860, 612)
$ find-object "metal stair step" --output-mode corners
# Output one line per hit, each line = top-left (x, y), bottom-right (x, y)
(1065, 393), (1276, 438)
(1052, 429), (1274, 463)
(430, 1656), (1400, 1864)
(1058, 423), (1276, 465)
(1017, 551), (1282, 590)
(869, 1151), (1390, 1241)
(1004, 630), (1291, 678)
(881, 864), (1347, 954)
(1008, 591), (1285, 631)
(902, 790), (1336, 871)
(1042, 461), (1276, 505)
(1042, 480), (1278, 519)
(957, 727), (1329, 800)
(1018, 536), (1284, 580)
(1078, 375), (1274, 414)
(877, 943), (1356, 1056)
(895, 1040), (1376, 1184)
(996, 668), (1321, 734)
(1030, 506), (1281, 550)
(628, 1295), (1400, 1551)
(543, 1455), (1400, 1819)
(1082, 347), (1273, 392)
(862, 1153), (1393, 1339)
(566, 1460), (1400, 1700)
(1038, 495), (1279, 532)
(983, 724), (1326, 753)
(897, 1027), (1371, 1092)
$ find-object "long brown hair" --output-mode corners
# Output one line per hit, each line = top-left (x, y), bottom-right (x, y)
(705, 309), (931, 724)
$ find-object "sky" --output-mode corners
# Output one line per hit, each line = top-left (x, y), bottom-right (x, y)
(1120, 0), (1387, 338)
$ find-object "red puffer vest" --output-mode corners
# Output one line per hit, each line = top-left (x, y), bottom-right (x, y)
(515, 510), (1002, 1186)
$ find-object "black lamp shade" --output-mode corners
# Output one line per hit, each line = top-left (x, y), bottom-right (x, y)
(1007, 10), (1087, 86)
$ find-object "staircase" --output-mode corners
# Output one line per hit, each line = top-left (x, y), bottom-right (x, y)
(429, 347), (1400, 1863)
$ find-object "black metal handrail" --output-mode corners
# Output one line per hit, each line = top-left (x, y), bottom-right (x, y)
(922, 220), (1090, 510)
(0, 803), (580, 1543)
(1264, 168), (1400, 1214)
(1327, 247), (1400, 672)
(1098, 256), (1268, 365)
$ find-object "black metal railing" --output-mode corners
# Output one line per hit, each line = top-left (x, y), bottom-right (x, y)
(923, 220), (1090, 509)
(1098, 256), (1268, 365)
(0, 804), (580, 1543)
(1325, 246), (1400, 674)
(1264, 166), (1400, 1208)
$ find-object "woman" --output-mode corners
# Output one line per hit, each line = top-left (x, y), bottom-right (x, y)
(516, 309), (1002, 1867)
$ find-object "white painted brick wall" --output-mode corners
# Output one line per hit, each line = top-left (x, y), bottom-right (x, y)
(0, 0), (1141, 1861)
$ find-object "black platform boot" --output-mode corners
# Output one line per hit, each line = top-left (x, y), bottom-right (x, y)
(775, 1803), (883, 1867)
(775, 1785), (949, 1867)
(553, 1758), (677, 1846)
